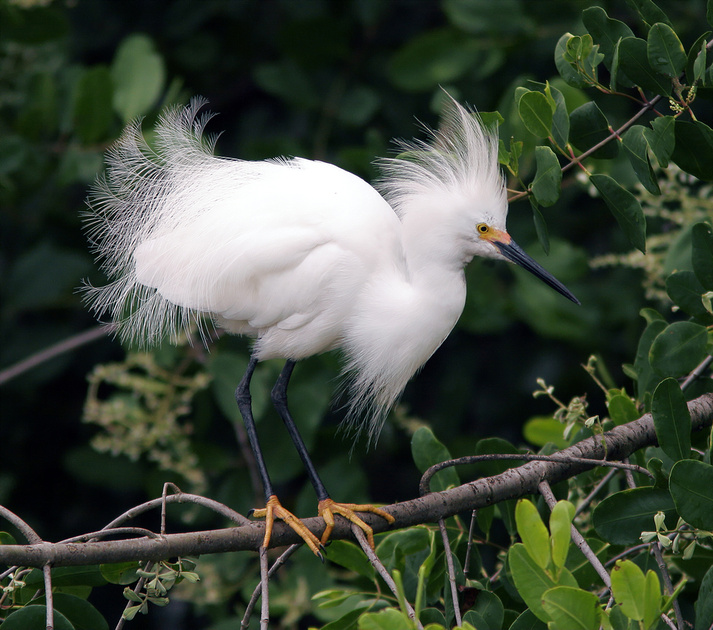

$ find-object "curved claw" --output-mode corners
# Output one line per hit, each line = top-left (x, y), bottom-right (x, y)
(252, 495), (323, 558)
(318, 498), (395, 548)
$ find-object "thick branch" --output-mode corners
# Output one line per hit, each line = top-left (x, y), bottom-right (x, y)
(1, 393), (711, 568)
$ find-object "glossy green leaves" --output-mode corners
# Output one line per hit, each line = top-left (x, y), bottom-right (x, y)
(510, 500), (586, 625)
(611, 560), (663, 630)
(590, 174), (646, 253)
(593, 487), (676, 545)
(670, 461), (713, 530)
(647, 23), (686, 77)
(531, 146), (561, 207)
(652, 378), (691, 462)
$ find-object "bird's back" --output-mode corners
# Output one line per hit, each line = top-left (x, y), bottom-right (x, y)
(83, 100), (406, 358)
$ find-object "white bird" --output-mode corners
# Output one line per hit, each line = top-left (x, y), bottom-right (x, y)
(83, 96), (579, 554)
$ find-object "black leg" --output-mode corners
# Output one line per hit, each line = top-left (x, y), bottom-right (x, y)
(271, 360), (330, 502)
(235, 355), (274, 502)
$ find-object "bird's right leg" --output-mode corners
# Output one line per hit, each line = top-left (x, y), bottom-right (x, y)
(235, 355), (322, 556)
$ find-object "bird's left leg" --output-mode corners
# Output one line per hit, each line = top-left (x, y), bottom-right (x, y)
(270, 360), (395, 548)
(235, 356), (322, 556)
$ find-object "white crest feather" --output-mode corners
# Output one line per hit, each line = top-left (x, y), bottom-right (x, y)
(377, 96), (507, 227)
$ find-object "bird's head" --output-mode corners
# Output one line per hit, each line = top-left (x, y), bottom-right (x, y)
(472, 221), (580, 305)
(379, 93), (579, 305)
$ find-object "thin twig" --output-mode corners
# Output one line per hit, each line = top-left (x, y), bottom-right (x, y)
(651, 543), (684, 630)
(623, 457), (636, 490)
(259, 548), (269, 630)
(574, 468), (618, 517)
(438, 519), (462, 627)
(115, 564), (151, 630)
(242, 545), (300, 628)
(538, 480), (611, 588)
(681, 355), (713, 390)
(0, 505), (43, 544)
(43, 565), (54, 630)
(463, 510), (477, 580)
(60, 528), (160, 544)
(101, 491), (250, 530)
(0, 325), (114, 386)
(351, 524), (421, 628)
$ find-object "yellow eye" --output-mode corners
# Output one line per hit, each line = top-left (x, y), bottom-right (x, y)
(476, 223), (490, 235)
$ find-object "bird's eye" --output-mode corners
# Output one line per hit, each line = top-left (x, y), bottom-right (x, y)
(476, 223), (490, 235)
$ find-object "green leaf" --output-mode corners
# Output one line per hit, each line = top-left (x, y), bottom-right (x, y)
(665, 271), (712, 321)
(592, 487), (676, 544)
(508, 544), (561, 622)
(621, 125), (660, 194)
(652, 378), (691, 462)
(388, 28), (482, 92)
(38, 593), (110, 630)
(0, 605), (75, 630)
(617, 36), (672, 96)
(518, 91), (553, 138)
(692, 222), (713, 289)
(611, 560), (649, 621)
(554, 33), (588, 88)
(670, 460), (713, 529)
(509, 609), (548, 630)
(549, 501), (575, 569)
(73, 65), (113, 144)
(643, 116), (675, 168)
(531, 146), (561, 207)
(336, 86), (380, 126)
(647, 23), (686, 77)
(633, 317), (667, 398)
(530, 201), (550, 255)
(569, 102), (617, 158)
(411, 427), (459, 492)
(582, 6), (635, 67)
(649, 321), (709, 377)
(318, 607), (368, 628)
(687, 33), (711, 84)
(671, 120), (713, 181)
(254, 60), (318, 109)
(466, 590), (504, 630)
(515, 499), (550, 569)
(523, 416), (567, 449)
(643, 570), (662, 630)
(357, 607), (413, 630)
(325, 540), (375, 579)
(695, 564), (713, 630)
(111, 34), (165, 123)
(589, 174), (646, 253)
(541, 586), (601, 630)
(626, 0), (674, 28)
(100, 562), (140, 586)
(610, 36), (633, 91)
(607, 393), (640, 426)
(545, 82), (569, 148)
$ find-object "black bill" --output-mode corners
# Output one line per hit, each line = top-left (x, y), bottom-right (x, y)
(496, 239), (580, 305)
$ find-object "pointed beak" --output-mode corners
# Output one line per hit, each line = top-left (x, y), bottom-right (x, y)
(489, 231), (580, 305)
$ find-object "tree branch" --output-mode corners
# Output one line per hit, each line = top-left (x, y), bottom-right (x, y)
(1, 393), (711, 568)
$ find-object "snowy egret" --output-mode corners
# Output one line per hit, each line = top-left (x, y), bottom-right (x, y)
(83, 96), (579, 554)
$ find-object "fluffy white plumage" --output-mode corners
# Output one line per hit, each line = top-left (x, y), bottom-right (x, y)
(83, 96), (516, 440)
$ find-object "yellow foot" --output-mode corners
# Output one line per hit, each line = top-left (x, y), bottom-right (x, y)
(251, 495), (323, 557)
(318, 498), (395, 549)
